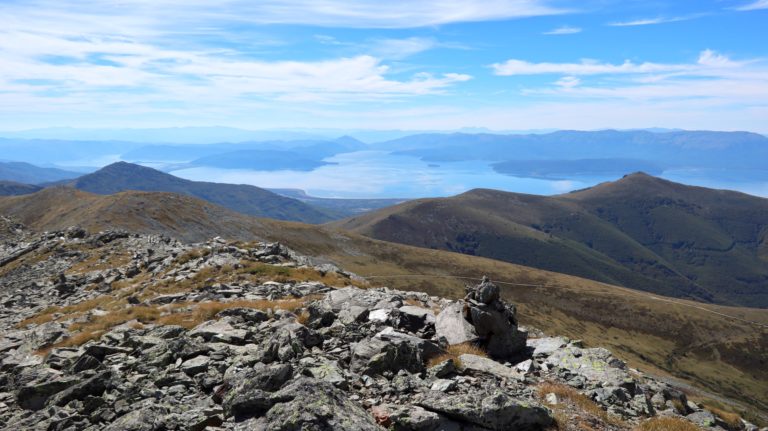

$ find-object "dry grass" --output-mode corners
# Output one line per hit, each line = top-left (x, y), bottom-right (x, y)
(427, 342), (488, 368)
(633, 417), (701, 431)
(404, 298), (423, 307)
(295, 309), (311, 325)
(671, 399), (687, 414)
(706, 405), (742, 429)
(37, 295), (322, 347)
(155, 297), (316, 329)
(175, 248), (211, 265)
(537, 382), (625, 428)
(16, 296), (118, 328)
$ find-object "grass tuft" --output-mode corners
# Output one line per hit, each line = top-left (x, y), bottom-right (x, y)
(634, 417), (701, 431)
(537, 381), (625, 427)
(427, 342), (487, 368)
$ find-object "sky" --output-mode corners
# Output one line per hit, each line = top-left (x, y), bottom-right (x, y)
(1, 0), (767, 133)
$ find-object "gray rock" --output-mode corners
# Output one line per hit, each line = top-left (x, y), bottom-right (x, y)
(687, 410), (718, 428)
(103, 403), (168, 431)
(396, 305), (436, 332)
(259, 377), (381, 431)
(216, 307), (269, 324)
(375, 404), (466, 431)
(431, 379), (457, 392)
(527, 337), (569, 358)
(546, 346), (628, 386)
(435, 302), (477, 345)
(189, 320), (247, 345)
(49, 370), (111, 407)
(181, 355), (210, 376)
(305, 360), (347, 389)
(459, 354), (521, 380)
(418, 388), (553, 431)
(16, 376), (80, 410)
(475, 279), (500, 304)
(350, 336), (424, 375)
(223, 363), (293, 419)
(468, 303), (526, 360)
(70, 353), (103, 372)
(338, 305), (370, 325)
(428, 359), (458, 378)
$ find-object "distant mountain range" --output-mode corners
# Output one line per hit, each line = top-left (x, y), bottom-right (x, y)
(0, 161), (81, 184)
(3, 130), (767, 183)
(334, 172), (768, 308)
(377, 130), (768, 180)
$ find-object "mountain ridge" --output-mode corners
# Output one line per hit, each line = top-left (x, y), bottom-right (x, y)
(67, 162), (335, 224)
(333, 172), (768, 307)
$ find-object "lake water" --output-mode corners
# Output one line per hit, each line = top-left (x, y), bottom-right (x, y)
(170, 150), (768, 199)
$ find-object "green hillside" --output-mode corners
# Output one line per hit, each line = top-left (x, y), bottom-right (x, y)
(334, 173), (768, 307)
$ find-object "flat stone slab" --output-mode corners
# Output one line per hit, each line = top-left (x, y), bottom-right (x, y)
(458, 354), (521, 380)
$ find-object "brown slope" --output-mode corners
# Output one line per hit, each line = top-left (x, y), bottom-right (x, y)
(0, 187), (267, 243)
(333, 174), (768, 307)
(332, 187), (711, 302)
(560, 173), (768, 307)
(1, 187), (767, 414)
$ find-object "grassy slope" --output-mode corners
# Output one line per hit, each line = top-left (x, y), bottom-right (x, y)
(1, 188), (767, 414)
(333, 173), (768, 307)
(70, 162), (334, 224)
(0, 187), (268, 243)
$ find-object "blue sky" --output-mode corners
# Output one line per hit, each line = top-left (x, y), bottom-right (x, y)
(1, 0), (766, 132)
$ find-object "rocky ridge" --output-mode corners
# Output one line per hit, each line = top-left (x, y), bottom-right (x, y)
(0, 223), (763, 430)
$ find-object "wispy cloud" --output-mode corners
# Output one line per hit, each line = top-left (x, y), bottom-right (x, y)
(543, 26), (582, 35)
(491, 49), (746, 76)
(3, 0), (570, 31)
(608, 14), (704, 27)
(735, 0), (768, 10)
(492, 50), (768, 109)
(0, 1), (477, 120)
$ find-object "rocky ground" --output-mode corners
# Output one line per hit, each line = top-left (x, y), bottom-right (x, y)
(0, 219), (764, 431)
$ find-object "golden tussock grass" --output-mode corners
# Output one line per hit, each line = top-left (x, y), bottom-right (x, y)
(38, 295), (322, 349)
(633, 417), (701, 431)
(427, 342), (488, 368)
(156, 297), (316, 329)
(671, 399), (687, 414)
(16, 296), (118, 328)
(705, 405), (742, 429)
(295, 309), (311, 325)
(404, 298), (424, 307)
(537, 381), (625, 427)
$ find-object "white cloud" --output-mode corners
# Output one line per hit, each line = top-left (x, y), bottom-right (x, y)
(370, 37), (438, 60)
(0, 2), (476, 115)
(608, 15), (697, 26)
(491, 49), (747, 76)
(2, 0), (569, 30)
(555, 76), (581, 88)
(735, 0), (768, 10)
(543, 26), (582, 35)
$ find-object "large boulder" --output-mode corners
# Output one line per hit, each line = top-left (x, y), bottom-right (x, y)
(240, 377), (382, 431)
(418, 387), (553, 431)
(435, 302), (477, 345)
(436, 278), (527, 360)
(223, 363), (293, 420)
(350, 327), (441, 375)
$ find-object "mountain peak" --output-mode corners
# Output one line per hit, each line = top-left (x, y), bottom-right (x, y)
(69, 162), (333, 223)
